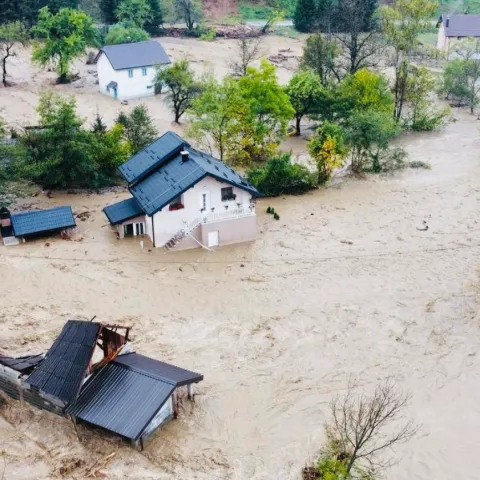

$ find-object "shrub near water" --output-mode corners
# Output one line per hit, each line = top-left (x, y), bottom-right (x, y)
(248, 153), (317, 196)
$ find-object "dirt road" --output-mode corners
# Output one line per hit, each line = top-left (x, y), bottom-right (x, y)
(0, 104), (479, 479)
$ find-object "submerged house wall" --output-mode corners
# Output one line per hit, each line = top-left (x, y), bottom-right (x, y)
(0, 364), (65, 416)
(139, 395), (174, 448)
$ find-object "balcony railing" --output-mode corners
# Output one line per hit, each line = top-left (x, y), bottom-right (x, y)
(203, 204), (256, 224)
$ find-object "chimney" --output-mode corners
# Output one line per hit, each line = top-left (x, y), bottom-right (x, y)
(446, 17), (450, 28)
(180, 150), (189, 162)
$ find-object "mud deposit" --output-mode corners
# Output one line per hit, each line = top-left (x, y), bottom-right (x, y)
(0, 107), (479, 479)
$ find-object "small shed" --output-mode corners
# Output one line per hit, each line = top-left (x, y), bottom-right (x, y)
(67, 352), (203, 449)
(10, 206), (76, 240)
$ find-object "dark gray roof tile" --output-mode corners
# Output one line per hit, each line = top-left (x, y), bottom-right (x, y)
(26, 321), (101, 404)
(11, 206), (76, 238)
(103, 198), (144, 225)
(100, 41), (171, 71)
(443, 15), (480, 37)
(119, 131), (188, 185)
(66, 362), (175, 440)
(114, 353), (203, 387)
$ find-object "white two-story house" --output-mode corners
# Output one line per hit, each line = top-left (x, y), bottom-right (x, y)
(103, 132), (263, 250)
(95, 40), (171, 101)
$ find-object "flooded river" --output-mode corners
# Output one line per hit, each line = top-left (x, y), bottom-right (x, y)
(0, 109), (479, 479)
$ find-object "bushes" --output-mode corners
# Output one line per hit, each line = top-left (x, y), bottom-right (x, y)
(248, 154), (317, 196)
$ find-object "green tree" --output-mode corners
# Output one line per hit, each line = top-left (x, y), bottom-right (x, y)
(294, 0), (317, 33)
(0, 22), (30, 87)
(144, 0), (163, 35)
(345, 109), (398, 172)
(330, 0), (382, 77)
(340, 68), (394, 114)
(47, 0), (79, 12)
(32, 8), (99, 83)
(90, 123), (132, 179)
(116, 0), (152, 28)
(115, 104), (158, 153)
(91, 112), (107, 134)
(440, 39), (480, 114)
(309, 122), (348, 183)
(155, 60), (202, 123)
(380, 0), (438, 122)
(105, 23), (150, 44)
(187, 76), (243, 161)
(174, 0), (202, 31)
(248, 154), (317, 196)
(406, 65), (449, 130)
(301, 34), (338, 85)
(18, 92), (98, 188)
(100, 0), (118, 24)
(286, 69), (324, 135)
(235, 60), (294, 164)
(0, 0), (40, 27)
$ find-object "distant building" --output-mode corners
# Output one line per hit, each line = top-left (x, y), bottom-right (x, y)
(103, 132), (263, 251)
(437, 14), (480, 51)
(95, 41), (171, 100)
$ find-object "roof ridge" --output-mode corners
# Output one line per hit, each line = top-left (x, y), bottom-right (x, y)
(114, 359), (177, 386)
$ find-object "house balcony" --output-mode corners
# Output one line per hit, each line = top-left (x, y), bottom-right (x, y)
(202, 204), (256, 224)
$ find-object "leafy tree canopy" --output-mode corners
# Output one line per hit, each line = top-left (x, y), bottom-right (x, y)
(32, 7), (99, 82)
(104, 23), (150, 44)
(116, 0), (152, 28)
(115, 104), (158, 153)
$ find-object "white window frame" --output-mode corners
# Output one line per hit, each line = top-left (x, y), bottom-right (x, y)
(142, 67), (147, 76)
(128, 69), (134, 78)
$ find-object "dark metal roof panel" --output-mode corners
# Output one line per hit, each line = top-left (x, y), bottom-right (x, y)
(0, 354), (44, 373)
(188, 148), (263, 197)
(114, 353), (203, 387)
(130, 154), (205, 216)
(26, 321), (100, 404)
(119, 131), (188, 185)
(11, 206), (76, 237)
(103, 198), (144, 225)
(444, 15), (480, 36)
(100, 41), (171, 70)
(66, 362), (175, 440)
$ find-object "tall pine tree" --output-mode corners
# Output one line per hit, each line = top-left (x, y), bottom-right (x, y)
(294, 0), (317, 33)
(144, 0), (163, 35)
(100, 0), (118, 24)
(0, 0), (40, 26)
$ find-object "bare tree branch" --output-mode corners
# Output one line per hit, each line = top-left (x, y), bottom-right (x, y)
(327, 379), (419, 477)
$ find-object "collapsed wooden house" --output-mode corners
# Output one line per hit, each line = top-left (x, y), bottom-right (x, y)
(0, 320), (203, 449)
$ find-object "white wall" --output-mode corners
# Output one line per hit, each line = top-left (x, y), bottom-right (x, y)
(97, 53), (161, 100)
(437, 24), (447, 50)
(151, 175), (253, 247)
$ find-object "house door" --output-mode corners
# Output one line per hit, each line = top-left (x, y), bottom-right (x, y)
(114, 87), (118, 99)
(208, 231), (219, 247)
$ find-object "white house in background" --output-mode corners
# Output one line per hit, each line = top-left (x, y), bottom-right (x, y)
(94, 41), (171, 100)
(437, 14), (480, 51)
(103, 132), (263, 251)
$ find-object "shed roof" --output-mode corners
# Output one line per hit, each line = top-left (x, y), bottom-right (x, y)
(26, 321), (101, 404)
(119, 131), (188, 185)
(129, 143), (262, 216)
(0, 354), (44, 374)
(66, 361), (176, 440)
(442, 14), (480, 37)
(114, 353), (203, 386)
(103, 198), (144, 225)
(11, 206), (76, 238)
(100, 41), (171, 70)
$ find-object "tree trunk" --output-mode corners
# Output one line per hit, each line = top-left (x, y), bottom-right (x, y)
(2, 58), (6, 87)
(295, 116), (301, 135)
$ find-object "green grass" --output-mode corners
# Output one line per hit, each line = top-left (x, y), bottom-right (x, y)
(417, 32), (438, 46)
(272, 25), (307, 39)
(239, 3), (274, 20)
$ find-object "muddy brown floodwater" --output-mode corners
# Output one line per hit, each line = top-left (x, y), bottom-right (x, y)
(0, 40), (480, 478)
